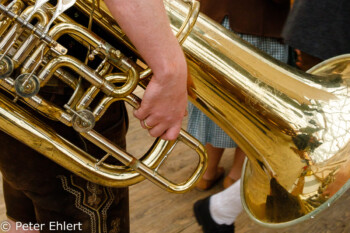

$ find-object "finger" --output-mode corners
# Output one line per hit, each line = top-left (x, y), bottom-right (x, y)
(140, 118), (157, 130)
(160, 125), (181, 141)
(139, 119), (147, 129)
(148, 124), (168, 138)
(184, 109), (188, 117)
(133, 106), (148, 120)
(140, 114), (158, 129)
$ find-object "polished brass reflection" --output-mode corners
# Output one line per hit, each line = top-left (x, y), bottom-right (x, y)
(162, 0), (350, 227)
(1, 0), (350, 226)
(0, 0), (206, 194)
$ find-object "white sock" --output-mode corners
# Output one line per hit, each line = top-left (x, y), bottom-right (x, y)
(209, 179), (242, 225)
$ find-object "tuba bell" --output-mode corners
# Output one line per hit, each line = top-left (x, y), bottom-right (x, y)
(164, 0), (350, 227)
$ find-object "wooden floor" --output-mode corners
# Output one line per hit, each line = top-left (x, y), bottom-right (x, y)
(0, 87), (349, 232)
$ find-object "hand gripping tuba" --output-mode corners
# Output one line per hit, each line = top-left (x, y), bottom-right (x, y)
(164, 0), (350, 227)
(0, 0), (207, 193)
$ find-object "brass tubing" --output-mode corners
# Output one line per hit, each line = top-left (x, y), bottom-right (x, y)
(76, 73), (127, 111)
(21, 22), (139, 97)
(0, 77), (69, 122)
(0, 90), (200, 189)
(0, 22), (18, 52)
(92, 73), (128, 119)
(0, 5), (47, 53)
(175, 0), (200, 45)
(0, 3), (57, 49)
(82, 129), (206, 193)
(38, 55), (104, 86)
(22, 22), (110, 68)
(38, 55), (139, 98)
(0, 0), (24, 36)
(53, 66), (80, 89)
(0, 91), (143, 187)
(12, 8), (49, 66)
(45, 22), (139, 73)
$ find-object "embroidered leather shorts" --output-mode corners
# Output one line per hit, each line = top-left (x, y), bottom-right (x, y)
(0, 95), (130, 233)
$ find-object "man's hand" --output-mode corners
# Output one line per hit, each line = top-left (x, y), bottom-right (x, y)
(134, 63), (188, 140)
(104, 0), (188, 140)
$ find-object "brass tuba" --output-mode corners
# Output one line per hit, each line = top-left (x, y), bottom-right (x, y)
(1, 0), (350, 227)
(0, 0), (207, 194)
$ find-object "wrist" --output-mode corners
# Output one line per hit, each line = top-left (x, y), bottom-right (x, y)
(151, 49), (187, 82)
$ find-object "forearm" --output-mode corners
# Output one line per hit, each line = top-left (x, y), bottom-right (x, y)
(104, 0), (187, 78)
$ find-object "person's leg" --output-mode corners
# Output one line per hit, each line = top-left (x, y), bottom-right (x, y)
(210, 179), (242, 225)
(29, 174), (129, 233)
(224, 147), (246, 188)
(196, 143), (225, 190)
(203, 143), (225, 180)
(187, 103), (236, 191)
(194, 179), (242, 233)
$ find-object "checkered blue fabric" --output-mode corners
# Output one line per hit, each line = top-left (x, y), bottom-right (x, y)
(187, 16), (289, 148)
